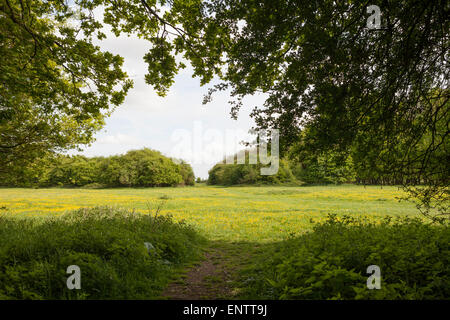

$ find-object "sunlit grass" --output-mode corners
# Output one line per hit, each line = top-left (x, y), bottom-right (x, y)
(0, 185), (419, 242)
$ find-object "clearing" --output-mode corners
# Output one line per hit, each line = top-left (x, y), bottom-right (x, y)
(0, 185), (419, 298)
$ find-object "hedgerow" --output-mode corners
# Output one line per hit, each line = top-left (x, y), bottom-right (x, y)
(0, 148), (195, 188)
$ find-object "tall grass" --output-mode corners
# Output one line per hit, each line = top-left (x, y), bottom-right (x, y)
(0, 207), (205, 299)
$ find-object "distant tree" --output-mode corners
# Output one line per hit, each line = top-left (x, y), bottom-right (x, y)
(207, 151), (297, 186)
(0, 148), (193, 188)
(178, 161), (195, 186)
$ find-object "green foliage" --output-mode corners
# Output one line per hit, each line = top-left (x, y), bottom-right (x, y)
(0, 0), (132, 170)
(0, 206), (205, 299)
(240, 215), (450, 300)
(288, 145), (356, 185)
(115, 149), (183, 187)
(207, 155), (297, 186)
(0, 148), (195, 188)
(206, 145), (358, 186)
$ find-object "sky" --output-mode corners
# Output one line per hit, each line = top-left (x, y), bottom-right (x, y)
(71, 17), (266, 179)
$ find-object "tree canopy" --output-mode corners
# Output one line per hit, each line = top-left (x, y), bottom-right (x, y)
(0, 0), (132, 171)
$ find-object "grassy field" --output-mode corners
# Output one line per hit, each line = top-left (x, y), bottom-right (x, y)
(1, 184), (446, 300)
(0, 184), (419, 242)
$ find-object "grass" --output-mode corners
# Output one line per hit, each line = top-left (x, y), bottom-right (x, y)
(0, 185), (419, 242)
(0, 185), (445, 300)
(0, 207), (206, 299)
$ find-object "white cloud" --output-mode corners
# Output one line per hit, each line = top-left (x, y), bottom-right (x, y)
(96, 133), (143, 145)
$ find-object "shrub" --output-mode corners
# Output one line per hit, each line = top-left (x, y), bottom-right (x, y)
(0, 207), (205, 299)
(240, 215), (449, 299)
(207, 154), (298, 186)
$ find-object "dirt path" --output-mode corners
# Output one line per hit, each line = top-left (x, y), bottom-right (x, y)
(162, 242), (257, 300)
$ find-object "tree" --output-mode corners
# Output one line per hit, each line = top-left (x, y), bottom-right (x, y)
(207, 150), (297, 186)
(90, 0), (448, 218)
(178, 160), (195, 186)
(0, 0), (132, 172)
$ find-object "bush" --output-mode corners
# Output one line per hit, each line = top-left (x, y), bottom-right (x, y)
(207, 154), (298, 186)
(0, 207), (205, 299)
(240, 215), (449, 300)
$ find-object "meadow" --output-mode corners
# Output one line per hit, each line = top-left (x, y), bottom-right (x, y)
(1, 184), (447, 300)
(0, 184), (418, 242)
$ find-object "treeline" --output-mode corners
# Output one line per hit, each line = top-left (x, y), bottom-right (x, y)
(208, 158), (297, 185)
(207, 152), (353, 186)
(207, 147), (422, 186)
(0, 148), (195, 188)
